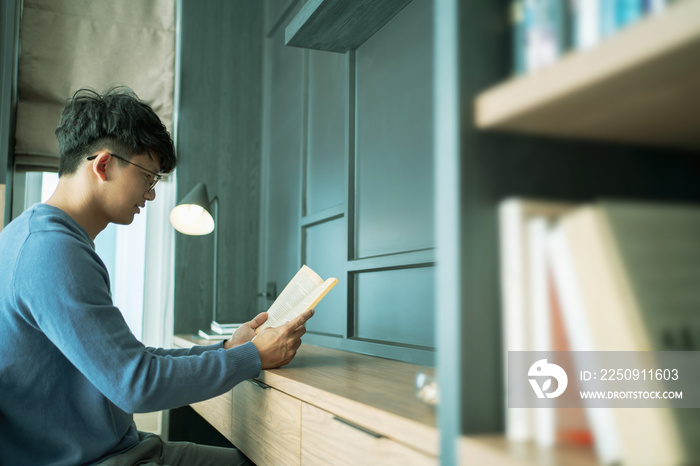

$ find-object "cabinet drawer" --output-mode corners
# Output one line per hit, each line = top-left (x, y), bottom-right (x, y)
(230, 379), (302, 466)
(301, 403), (437, 465)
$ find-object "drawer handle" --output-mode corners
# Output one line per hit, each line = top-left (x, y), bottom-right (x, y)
(332, 416), (383, 439)
(247, 379), (270, 389)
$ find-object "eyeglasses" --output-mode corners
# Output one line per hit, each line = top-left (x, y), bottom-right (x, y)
(87, 153), (163, 192)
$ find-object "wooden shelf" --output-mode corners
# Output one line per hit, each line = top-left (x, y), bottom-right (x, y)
(285, 0), (412, 52)
(475, 0), (700, 150)
(460, 436), (600, 466)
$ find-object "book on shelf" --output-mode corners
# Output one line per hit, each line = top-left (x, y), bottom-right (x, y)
(256, 265), (338, 333)
(510, 0), (527, 76)
(511, 0), (676, 76)
(599, 0), (646, 39)
(529, 0), (568, 72)
(527, 216), (591, 448)
(510, 0), (569, 75)
(572, 0), (601, 50)
(547, 200), (700, 465)
(498, 198), (578, 444)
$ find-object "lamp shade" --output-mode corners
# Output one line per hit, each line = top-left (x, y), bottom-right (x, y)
(170, 182), (215, 235)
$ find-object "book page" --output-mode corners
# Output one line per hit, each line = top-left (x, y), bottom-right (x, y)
(257, 265), (333, 331)
(275, 278), (338, 327)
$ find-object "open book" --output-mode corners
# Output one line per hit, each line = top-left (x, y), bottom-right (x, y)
(256, 265), (338, 333)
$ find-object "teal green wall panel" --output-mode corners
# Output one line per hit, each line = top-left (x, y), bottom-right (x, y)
(303, 217), (346, 337)
(261, 0), (435, 364)
(305, 50), (347, 216)
(174, 0), (262, 333)
(354, 266), (435, 349)
(354, 0), (434, 259)
(263, 12), (305, 310)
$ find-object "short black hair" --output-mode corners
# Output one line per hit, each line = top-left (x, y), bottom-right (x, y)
(55, 86), (176, 176)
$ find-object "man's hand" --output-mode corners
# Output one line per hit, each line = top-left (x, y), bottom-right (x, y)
(223, 312), (269, 350)
(252, 309), (314, 369)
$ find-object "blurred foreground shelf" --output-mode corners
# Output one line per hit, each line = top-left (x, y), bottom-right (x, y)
(475, 0), (700, 150)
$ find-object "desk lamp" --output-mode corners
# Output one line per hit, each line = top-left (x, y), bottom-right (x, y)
(170, 182), (224, 332)
(169, 182), (215, 235)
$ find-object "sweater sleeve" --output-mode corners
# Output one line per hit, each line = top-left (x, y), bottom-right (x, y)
(146, 341), (226, 357)
(14, 230), (261, 413)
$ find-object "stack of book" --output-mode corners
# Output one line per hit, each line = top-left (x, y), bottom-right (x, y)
(498, 197), (700, 464)
(198, 322), (242, 340)
(511, 0), (680, 75)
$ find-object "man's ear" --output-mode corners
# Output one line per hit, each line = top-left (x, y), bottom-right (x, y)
(90, 151), (111, 183)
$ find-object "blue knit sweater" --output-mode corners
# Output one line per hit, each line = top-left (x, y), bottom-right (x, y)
(0, 204), (261, 465)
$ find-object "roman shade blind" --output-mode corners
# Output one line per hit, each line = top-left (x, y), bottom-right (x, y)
(14, 0), (176, 172)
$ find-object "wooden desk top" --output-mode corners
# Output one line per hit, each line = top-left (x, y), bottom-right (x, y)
(173, 335), (438, 457)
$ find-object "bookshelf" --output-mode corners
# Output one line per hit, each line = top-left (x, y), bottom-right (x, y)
(475, 0), (700, 150)
(464, 1), (700, 465)
(285, 0), (412, 52)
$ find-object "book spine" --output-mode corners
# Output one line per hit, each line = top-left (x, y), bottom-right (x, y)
(548, 0), (568, 63)
(524, 0), (538, 72)
(642, 0), (667, 13)
(546, 223), (622, 464)
(615, 0), (644, 28)
(525, 0), (568, 73)
(573, 0), (600, 50)
(600, 0), (618, 38)
(511, 0), (527, 76)
(528, 217), (556, 447)
(498, 201), (533, 443)
(647, 0), (669, 14)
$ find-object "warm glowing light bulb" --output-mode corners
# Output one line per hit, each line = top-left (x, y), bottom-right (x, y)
(169, 203), (214, 235)
(180, 204), (204, 223)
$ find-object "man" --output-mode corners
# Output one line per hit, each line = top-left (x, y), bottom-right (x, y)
(0, 87), (312, 465)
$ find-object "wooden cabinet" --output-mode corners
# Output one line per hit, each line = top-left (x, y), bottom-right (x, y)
(233, 380), (301, 466)
(173, 336), (437, 465)
(193, 379), (302, 466)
